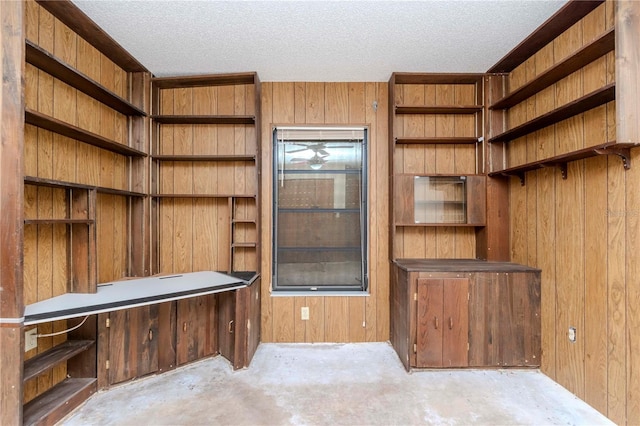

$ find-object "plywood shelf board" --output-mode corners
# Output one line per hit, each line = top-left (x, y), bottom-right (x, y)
(487, 0), (605, 73)
(153, 155), (256, 161)
(22, 378), (97, 426)
(395, 105), (483, 115)
(25, 109), (147, 157)
(395, 223), (483, 227)
(152, 194), (255, 198)
(24, 219), (95, 225)
(489, 142), (635, 185)
(153, 115), (255, 125)
(25, 41), (145, 116)
(392, 73), (484, 85)
(231, 243), (257, 248)
(152, 72), (257, 89)
(24, 176), (145, 197)
(491, 29), (615, 110)
(489, 83), (615, 143)
(395, 137), (480, 145)
(23, 340), (95, 382)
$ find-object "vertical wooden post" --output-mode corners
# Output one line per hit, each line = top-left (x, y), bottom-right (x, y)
(476, 74), (510, 260)
(129, 72), (151, 277)
(615, 0), (640, 144)
(0, 1), (25, 424)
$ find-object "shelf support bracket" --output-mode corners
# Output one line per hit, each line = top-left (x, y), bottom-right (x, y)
(516, 172), (525, 186)
(558, 163), (568, 180)
(594, 147), (632, 170)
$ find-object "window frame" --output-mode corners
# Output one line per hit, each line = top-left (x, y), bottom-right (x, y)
(271, 126), (369, 293)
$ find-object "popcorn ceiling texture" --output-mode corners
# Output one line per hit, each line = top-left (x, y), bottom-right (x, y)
(72, 0), (567, 81)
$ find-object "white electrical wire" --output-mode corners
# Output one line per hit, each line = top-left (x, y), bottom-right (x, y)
(36, 315), (90, 338)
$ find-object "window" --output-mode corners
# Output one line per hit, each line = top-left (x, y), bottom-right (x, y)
(272, 126), (368, 292)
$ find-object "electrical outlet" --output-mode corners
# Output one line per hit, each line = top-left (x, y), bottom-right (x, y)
(301, 307), (309, 321)
(25, 328), (38, 352)
(568, 326), (576, 343)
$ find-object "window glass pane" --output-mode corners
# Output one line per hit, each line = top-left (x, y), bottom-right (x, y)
(273, 127), (367, 291)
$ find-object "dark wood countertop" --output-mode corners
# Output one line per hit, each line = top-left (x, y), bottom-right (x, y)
(394, 258), (540, 273)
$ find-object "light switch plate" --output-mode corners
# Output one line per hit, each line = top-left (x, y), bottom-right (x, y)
(301, 307), (309, 321)
(568, 326), (576, 343)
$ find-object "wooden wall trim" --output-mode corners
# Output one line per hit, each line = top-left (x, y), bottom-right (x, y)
(0, 1), (25, 423)
(615, 0), (640, 144)
(35, 0), (147, 72)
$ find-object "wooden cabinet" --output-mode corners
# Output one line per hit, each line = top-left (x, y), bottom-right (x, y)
(391, 259), (540, 371)
(176, 295), (218, 366)
(394, 175), (485, 226)
(416, 278), (469, 367)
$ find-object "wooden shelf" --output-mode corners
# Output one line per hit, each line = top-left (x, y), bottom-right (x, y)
(23, 340), (94, 382)
(152, 115), (255, 125)
(153, 155), (256, 162)
(395, 223), (480, 227)
(24, 219), (94, 225)
(395, 105), (482, 115)
(24, 176), (145, 197)
(152, 72), (257, 89)
(491, 29), (615, 110)
(488, 0), (605, 73)
(395, 137), (480, 145)
(23, 378), (96, 426)
(489, 83), (615, 143)
(489, 142), (634, 185)
(25, 41), (145, 116)
(231, 243), (257, 248)
(152, 194), (255, 199)
(232, 219), (256, 224)
(392, 73), (484, 85)
(25, 109), (147, 157)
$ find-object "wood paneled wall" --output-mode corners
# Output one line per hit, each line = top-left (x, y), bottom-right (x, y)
(506, 2), (639, 423)
(260, 82), (389, 342)
(22, 0), (137, 404)
(392, 83), (479, 259)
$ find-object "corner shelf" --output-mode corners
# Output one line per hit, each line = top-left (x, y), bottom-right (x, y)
(151, 194), (255, 199)
(491, 29), (615, 110)
(153, 155), (256, 162)
(152, 72), (256, 88)
(395, 105), (482, 115)
(23, 340), (95, 382)
(24, 219), (94, 225)
(489, 83), (615, 143)
(25, 176), (146, 198)
(25, 41), (145, 116)
(23, 378), (97, 426)
(489, 141), (633, 185)
(395, 137), (480, 145)
(152, 115), (255, 125)
(25, 109), (147, 157)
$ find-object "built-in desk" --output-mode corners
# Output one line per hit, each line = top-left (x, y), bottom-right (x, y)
(25, 271), (255, 325)
(391, 259), (540, 370)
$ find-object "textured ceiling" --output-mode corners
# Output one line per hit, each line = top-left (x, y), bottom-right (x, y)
(71, 0), (568, 81)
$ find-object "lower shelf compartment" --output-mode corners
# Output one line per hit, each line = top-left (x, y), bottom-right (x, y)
(23, 378), (96, 426)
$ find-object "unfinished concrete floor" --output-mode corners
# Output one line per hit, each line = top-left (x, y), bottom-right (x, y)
(60, 343), (612, 425)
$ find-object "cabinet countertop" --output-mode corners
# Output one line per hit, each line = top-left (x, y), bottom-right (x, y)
(394, 258), (540, 273)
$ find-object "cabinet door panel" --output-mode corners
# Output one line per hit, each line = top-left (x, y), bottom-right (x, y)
(443, 278), (469, 367)
(176, 295), (217, 366)
(217, 291), (236, 364)
(107, 306), (158, 385)
(416, 278), (444, 367)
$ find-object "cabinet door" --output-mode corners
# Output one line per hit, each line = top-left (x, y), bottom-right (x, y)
(416, 278), (469, 368)
(443, 278), (469, 367)
(176, 295), (217, 366)
(416, 278), (444, 367)
(105, 306), (159, 385)
(217, 291), (236, 364)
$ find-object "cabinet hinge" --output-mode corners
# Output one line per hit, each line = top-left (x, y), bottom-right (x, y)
(106, 318), (110, 328)
(468, 292), (470, 301)
(414, 293), (417, 301)
(106, 360), (110, 370)
(413, 343), (417, 353)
